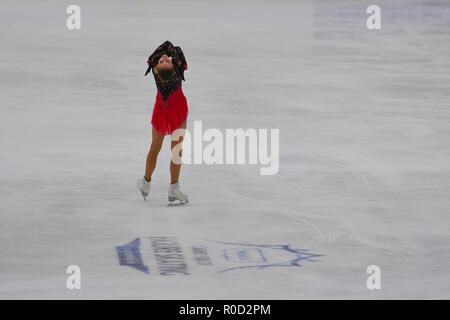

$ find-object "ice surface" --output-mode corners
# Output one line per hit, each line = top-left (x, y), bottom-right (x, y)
(1, 0), (450, 299)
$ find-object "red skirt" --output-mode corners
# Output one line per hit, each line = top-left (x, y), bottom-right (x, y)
(151, 88), (189, 135)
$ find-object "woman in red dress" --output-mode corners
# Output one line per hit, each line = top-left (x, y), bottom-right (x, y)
(137, 40), (189, 204)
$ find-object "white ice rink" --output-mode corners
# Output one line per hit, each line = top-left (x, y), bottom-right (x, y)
(1, 0), (450, 299)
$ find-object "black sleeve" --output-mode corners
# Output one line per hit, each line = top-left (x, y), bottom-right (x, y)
(173, 46), (188, 81)
(144, 41), (188, 79)
(145, 40), (176, 76)
(149, 40), (175, 67)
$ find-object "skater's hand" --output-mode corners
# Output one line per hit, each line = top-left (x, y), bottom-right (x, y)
(147, 40), (175, 68)
(145, 41), (187, 79)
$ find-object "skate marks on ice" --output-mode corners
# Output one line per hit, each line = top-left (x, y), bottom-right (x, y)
(300, 153), (372, 194)
(221, 152), (417, 269)
(115, 236), (323, 276)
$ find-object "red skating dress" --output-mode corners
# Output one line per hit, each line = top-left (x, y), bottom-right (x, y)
(145, 41), (189, 135)
(150, 68), (188, 135)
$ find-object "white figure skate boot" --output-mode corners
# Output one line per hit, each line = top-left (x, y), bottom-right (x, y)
(137, 177), (151, 201)
(168, 182), (188, 205)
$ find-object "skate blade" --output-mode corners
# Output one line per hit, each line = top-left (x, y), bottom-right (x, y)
(168, 198), (188, 206)
(140, 191), (148, 202)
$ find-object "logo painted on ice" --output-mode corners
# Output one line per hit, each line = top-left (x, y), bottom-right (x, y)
(116, 238), (149, 274)
(215, 240), (323, 273)
(115, 237), (323, 275)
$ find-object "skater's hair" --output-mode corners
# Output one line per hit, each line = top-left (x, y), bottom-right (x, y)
(157, 66), (174, 81)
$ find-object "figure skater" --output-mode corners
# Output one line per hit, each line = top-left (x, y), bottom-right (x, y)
(137, 40), (189, 204)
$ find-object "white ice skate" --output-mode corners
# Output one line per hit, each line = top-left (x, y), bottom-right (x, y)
(168, 182), (188, 205)
(137, 177), (151, 201)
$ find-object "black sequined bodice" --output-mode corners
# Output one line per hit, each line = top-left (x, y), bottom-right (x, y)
(152, 68), (183, 100)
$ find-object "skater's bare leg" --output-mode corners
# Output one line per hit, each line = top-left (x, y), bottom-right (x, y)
(170, 120), (187, 184)
(144, 127), (164, 181)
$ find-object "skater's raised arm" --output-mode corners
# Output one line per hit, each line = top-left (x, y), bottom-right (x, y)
(145, 40), (176, 76)
(145, 40), (187, 80)
(173, 46), (188, 81)
(149, 41), (174, 66)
